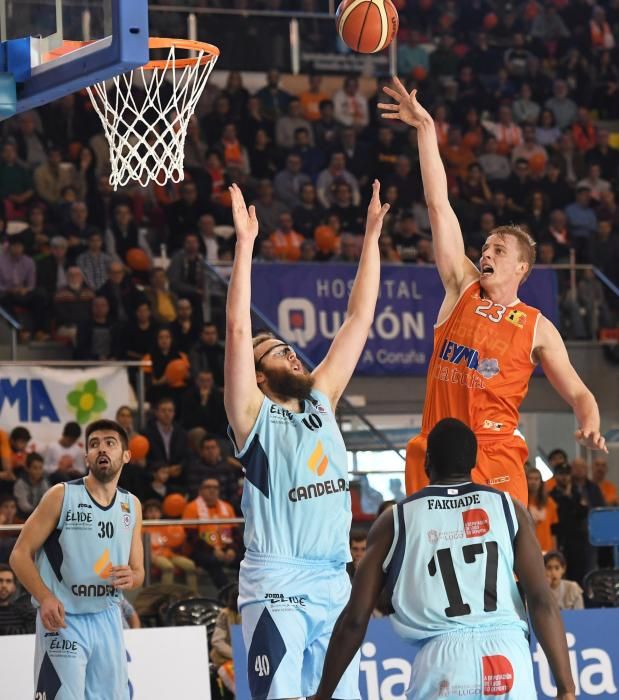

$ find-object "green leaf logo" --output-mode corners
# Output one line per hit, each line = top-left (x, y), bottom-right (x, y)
(67, 379), (108, 424)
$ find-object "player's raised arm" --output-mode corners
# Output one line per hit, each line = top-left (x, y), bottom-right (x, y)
(312, 508), (394, 700)
(313, 180), (389, 409)
(224, 184), (265, 449)
(534, 316), (607, 453)
(9, 484), (67, 631)
(512, 501), (576, 700)
(379, 78), (478, 296)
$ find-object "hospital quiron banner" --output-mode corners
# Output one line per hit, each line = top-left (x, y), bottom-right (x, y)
(233, 611), (618, 699)
(251, 265), (559, 376)
(0, 365), (131, 443)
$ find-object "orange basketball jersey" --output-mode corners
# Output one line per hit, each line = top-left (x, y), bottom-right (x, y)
(421, 280), (540, 438)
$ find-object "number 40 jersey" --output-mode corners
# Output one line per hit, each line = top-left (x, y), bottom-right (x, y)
(383, 482), (528, 642)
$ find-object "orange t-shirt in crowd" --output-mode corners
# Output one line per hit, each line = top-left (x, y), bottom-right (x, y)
(299, 90), (329, 121)
(182, 498), (236, 549)
(270, 229), (305, 261)
(406, 280), (541, 504)
(529, 496), (558, 552)
(598, 479), (619, 506)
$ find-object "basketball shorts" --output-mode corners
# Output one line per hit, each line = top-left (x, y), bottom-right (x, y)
(239, 554), (360, 700)
(409, 627), (535, 699)
(405, 433), (529, 505)
(34, 604), (129, 700)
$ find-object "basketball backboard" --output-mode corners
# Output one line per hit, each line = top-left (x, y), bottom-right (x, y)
(0, 0), (148, 118)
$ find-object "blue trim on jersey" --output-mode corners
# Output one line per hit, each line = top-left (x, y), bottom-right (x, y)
(43, 530), (63, 582)
(247, 607), (287, 700)
(499, 492), (516, 544)
(36, 651), (62, 699)
(67, 477), (120, 511)
(240, 433), (270, 499)
(384, 502), (407, 600)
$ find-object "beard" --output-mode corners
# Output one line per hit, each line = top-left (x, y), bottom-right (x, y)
(90, 461), (123, 484)
(262, 365), (315, 401)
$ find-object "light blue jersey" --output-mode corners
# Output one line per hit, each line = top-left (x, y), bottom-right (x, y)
(230, 389), (351, 564)
(36, 478), (136, 614)
(383, 482), (528, 642)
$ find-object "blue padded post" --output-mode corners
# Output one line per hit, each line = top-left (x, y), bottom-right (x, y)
(0, 73), (16, 118)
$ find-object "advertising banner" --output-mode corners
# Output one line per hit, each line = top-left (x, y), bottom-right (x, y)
(0, 365), (131, 443)
(0, 625), (211, 699)
(251, 264), (558, 376)
(233, 610), (618, 699)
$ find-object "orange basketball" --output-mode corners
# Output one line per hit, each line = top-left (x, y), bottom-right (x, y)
(129, 435), (150, 461)
(336, 0), (399, 54)
(529, 152), (546, 174)
(165, 358), (189, 387)
(162, 493), (187, 518)
(314, 225), (337, 254)
(126, 247), (151, 272)
(483, 12), (498, 29)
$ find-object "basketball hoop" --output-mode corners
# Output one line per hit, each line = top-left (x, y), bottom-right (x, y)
(87, 38), (219, 189)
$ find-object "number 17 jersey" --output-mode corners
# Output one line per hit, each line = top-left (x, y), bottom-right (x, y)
(383, 482), (528, 642)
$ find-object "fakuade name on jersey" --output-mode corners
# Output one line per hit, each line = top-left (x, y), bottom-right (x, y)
(427, 493), (481, 510)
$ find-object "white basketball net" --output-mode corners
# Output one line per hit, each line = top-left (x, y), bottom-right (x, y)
(87, 44), (218, 190)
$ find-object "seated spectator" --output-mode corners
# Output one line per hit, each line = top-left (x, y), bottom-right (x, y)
(565, 186), (598, 258)
(248, 128), (279, 182)
(527, 467), (558, 553)
(313, 99), (341, 153)
(269, 212), (304, 262)
(53, 266), (96, 336)
(142, 500), (198, 591)
(577, 163), (611, 202)
(196, 214), (225, 263)
(180, 370), (226, 435)
(571, 107), (597, 153)
(33, 145), (85, 207)
(146, 327), (190, 407)
(586, 128), (619, 181)
(0, 139), (34, 214)
(512, 83), (541, 125)
(429, 33), (459, 81)
(329, 181), (364, 235)
(545, 80), (578, 130)
(591, 456), (618, 506)
(346, 530), (367, 582)
(511, 124), (548, 166)
(477, 137), (511, 183)
(216, 123), (250, 175)
(44, 422), (86, 484)
(115, 405), (137, 442)
(145, 268), (178, 325)
(0, 564), (36, 634)
(372, 126), (399, 181)
(252, 180), (290, 237)
(167, 233), (206, 322)
(144, 396), (189, 491)
(316, 152), (360, 210)
(0, 235), (47, 340)
(392, 215), (422, 263)
(210, 585), (241, 694)
(397, 28), (429, 75)
(170, 298), (200, 355)
(275, 98), (313, 150)
(2, 427), (31, 475)
(544, 551), (584, 610)
(332, 233), (360, 263)
(588, 219), (619, 289)
(189, 322), (225, 386)
(299, 74), (328, 123)
(13, 111), (47, 170)
(97, 260), (144, 324)
(74, 295), (121, 360)
(440, 126), (475, 182)
(273, 153), (312, 210)
(300, 239), (316, 261)
(255, 68), (291, 123)
(589, 5), (615, 51)
(182, 478), (239, 589)
(14, 452), (49, 518)
(253, 238), (278, 263)
(535, 109), (562, 149)
(123, 301), (159, 363)
(141, 465), (172, 503)
(542, 163), (573, 210)
(183, 434), (240, 503)
(64, 201), (96, 263)
(105, 202), (143, 263)
(76, 230), (114, 292)
(379, 235), (401, 263)
(21, 203), (52, 256)
(37, 236), (69, 297)
(292, 126), (324, 179)
(332, 75), (369, 130)
(292, 183), (324, 239)
(481, 105), (523, 156)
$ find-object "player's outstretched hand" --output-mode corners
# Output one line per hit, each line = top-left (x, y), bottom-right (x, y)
(111, 565), (135, 590)
(378, 77), (432, 129)
(365, 179), (390, 236)
(40, 594), (66, 632)
(574, 428), (608, 453)
(229, 183), (259, 244)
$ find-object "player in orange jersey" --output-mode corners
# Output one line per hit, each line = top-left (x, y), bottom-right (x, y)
(379, 78), (607, 505)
